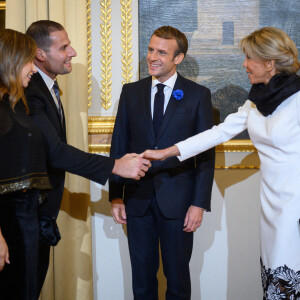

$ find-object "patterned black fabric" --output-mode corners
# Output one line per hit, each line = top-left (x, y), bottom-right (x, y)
(249, 73), (300, 117)
(0, 94), (51, 194)
(261, 259), (300, 299)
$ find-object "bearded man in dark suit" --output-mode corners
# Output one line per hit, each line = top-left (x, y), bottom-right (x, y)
(25, 20), (150, 298)
(110, 26), (215, 300)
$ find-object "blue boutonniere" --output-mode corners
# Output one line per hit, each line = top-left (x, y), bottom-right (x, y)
(172, 89), (184, 100)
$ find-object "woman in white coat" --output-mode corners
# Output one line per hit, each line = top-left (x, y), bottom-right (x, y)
(143, 27), (300, 299)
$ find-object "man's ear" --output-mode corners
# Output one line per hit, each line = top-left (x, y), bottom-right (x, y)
(174, 53), (184, 65)
(35, 48), (46, 62)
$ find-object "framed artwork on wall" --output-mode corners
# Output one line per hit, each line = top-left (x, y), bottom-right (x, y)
(88, 0), (300, 155)
(138, 0), (300, 150)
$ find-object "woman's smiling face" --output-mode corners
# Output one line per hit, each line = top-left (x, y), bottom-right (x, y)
(243, 56), (274, 85)
(20, 61), (37, 88)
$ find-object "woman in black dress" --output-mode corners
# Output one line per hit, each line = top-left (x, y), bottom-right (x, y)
(0, 29), (51, 300)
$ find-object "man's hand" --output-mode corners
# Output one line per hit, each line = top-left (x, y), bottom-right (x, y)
(0, 229), (9, 271)
(111, 198), (127, 224)
(183, 206), (204, 233)
(112, 153), (151, 180)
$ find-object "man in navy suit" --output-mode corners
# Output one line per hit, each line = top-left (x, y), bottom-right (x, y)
(110, 26), (215, 300)
(25, 20), (150, 298)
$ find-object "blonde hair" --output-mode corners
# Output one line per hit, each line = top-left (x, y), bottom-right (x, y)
(0, 29), (37, 113)
(240, 27), (300, 74)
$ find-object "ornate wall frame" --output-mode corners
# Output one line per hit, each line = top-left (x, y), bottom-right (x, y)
(86, 1), (259, 169)
(88, 117), (259, 169)
(88, 117), (257, 152)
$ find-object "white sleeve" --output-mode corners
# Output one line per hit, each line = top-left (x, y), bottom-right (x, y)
(297, 93), (300, 127)
(176, 100), (251, 161)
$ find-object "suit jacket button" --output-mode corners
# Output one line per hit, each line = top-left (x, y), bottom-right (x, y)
(155, 146), (158, 150)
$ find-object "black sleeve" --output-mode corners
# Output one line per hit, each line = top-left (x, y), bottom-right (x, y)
(26, 85), (115, 185)
(109, 84), (130, 200)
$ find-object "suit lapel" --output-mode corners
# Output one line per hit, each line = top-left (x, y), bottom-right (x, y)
(141, 77), (155, 140)
(32, 73), (66, 134)
(32, 73), (58, 114)
(156, 74), (185, 140)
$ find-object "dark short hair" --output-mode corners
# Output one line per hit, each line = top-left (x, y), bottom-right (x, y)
(151, 26), (188, 58)
(26, 20), (64, 51)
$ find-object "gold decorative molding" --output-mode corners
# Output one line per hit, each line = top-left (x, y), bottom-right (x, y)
(88, 116), (115, 134)
(88, 142), (260, 169)
(215, 140), (257, 152)
(120, 0), (133, 84)
(89, 148), (259, 169)
(88, 117), (257, 152)
(100, 0), (112, 110)
(0, 2), (5, 10)
(86, 0), (92, 108)
(215, 165), (259, 169)
(88, 117), (259, 168)
(89, 144), (111, 154)
(88, 141), (257, 155)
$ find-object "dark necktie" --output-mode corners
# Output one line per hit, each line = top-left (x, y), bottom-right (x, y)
(153, 83), (165, 137)
(52, 81), (64, 126)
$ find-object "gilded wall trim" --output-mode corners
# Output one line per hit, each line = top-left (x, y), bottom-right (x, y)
(100, 0), (112, 110)
(89, 144), (111, 153)
(215, 140), (257, 153)
(120, 0), (133, 84)
(88, 116), (115, 134)
(88, 142), (259, 169)
(88, 117), (257, 153)
(215, 165), (259, 169)
(86, 0), (92, 108)
(88, 142), (257, 154)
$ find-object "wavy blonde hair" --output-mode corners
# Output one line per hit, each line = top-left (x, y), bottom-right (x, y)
(240, 27), (300, 74)
(0, 29), (37, 113)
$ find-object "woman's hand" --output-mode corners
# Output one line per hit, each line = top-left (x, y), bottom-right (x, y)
(142, 145), (180, 161)
(0, 229), (9, 271)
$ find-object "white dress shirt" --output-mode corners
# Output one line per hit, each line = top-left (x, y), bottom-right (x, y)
(151, 72), (178, 118)
(36, 66), (61, 111)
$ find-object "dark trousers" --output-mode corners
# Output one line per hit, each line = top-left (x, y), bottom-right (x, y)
(36, 241), (50, 299)
(0, 189), (39, 300)
(127, 197), (193, 300)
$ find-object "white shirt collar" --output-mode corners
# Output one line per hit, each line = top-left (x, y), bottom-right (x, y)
(35, 65), (56, 91)
(152, 72), (178, 90)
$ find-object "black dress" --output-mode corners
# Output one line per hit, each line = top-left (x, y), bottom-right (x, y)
(0, 94), (51, 300)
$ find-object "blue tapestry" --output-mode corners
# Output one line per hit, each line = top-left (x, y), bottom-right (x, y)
(139, 0), (300, 139)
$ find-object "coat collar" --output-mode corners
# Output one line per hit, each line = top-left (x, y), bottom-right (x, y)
(141, 73), (186, 141)
(156, 73), (185, 140)
(141, 77), (155, 139)
(30, 73), (66, 133)
(31, 73), (58, 113)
